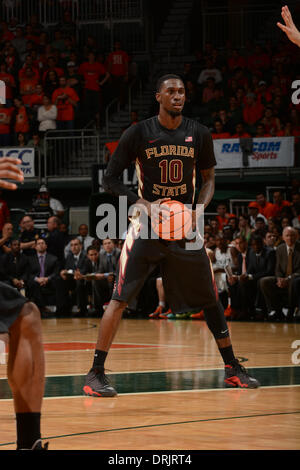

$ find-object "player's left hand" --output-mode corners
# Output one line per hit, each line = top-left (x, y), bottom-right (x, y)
(0, 157), (24, 190)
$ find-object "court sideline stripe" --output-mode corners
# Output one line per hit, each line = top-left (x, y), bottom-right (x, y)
(1, 410), (299, 447)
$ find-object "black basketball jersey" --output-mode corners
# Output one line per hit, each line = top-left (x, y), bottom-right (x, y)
(103, 116), (216, 205)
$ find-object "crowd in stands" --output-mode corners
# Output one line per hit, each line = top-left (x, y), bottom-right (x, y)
(0, 13), (131, 148)
(0, 183), (300, 322)
(180, 40), (300, 147)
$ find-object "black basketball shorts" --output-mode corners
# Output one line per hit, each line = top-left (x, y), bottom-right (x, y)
(112, 222), (218, 314)
(0, 282), (27, 333)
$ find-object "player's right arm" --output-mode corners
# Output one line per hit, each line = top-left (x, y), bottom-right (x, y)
(0, 157), (24, 190)
(103, 126), (170, 220)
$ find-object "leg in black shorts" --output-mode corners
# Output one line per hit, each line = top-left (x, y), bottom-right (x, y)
(0, 282), (46, 449)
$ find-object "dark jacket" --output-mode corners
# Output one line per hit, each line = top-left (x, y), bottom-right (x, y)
(246, 246), (276, 281)
(27, 252), (60, 283)
(275, 241), (300, 279)
(0, 252), (30, 284)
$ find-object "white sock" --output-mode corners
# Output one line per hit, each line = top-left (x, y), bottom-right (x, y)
(159, 301), (166, 308)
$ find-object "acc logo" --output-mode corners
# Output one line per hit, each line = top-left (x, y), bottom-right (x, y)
(291, 339), (300, 365)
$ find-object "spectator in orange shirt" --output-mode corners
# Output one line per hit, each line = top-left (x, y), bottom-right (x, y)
(42, 56), (64, 84)
(211, 119), (231, 139)
(0, 102), (13, 146)
(0, 62), (16, 106)
(19, 67), (39, 106)
(261, 106), (281, 135)
(254, 122), (271, 137)
(250, 192), (276, 219)
(231, 122), (251, 138)
(272, 190), (292, 218)
(202, 77), (216, 104)
(215, 202), (236, 231)
(106, 41), (129, 108)
(227, 49), (247, 70)
(52, 76), (79, 130)
(78, 51), (110, 125)
(18, 55), (40, 81)
(256, 81), (272, 105)
(28, 83), (44, 109)
(13, 97), (30, 138)
(243, 93), (264, 129)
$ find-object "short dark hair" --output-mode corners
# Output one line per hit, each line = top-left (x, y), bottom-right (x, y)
(156, 74), (183, 92)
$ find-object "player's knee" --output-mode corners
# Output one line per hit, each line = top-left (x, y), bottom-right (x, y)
(18, 302), (42, 336)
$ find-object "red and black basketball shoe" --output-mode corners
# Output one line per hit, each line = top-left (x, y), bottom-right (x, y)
(224, 359), (260, 388)
(83, 368), (117, 397)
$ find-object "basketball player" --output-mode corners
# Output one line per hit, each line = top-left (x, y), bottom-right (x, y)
(0, 157), (47, 450)
(83, 75), (260, 397)
(277, 5), (300, 47)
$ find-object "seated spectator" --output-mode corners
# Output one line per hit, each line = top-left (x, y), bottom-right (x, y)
(256, 80), (272, 106)
(28, 83), (45, 110)
(227, 236), (250, 319)
(253, 215), (268, 238)
(292, 202), (300, 229)
(217, 109), (232, 133)
(211, 119), (231, 139)
(202, 77), (216, 103)
(37, 94), (57, 135)
(228, 216), (239, 239)
(0, 189), (10, 232)
(259, 227), (300, 321)
(231, 122), (251, 138)
(65, 223), (95, 256)
(42, 56), (64, 84)
(197, 58), (222, 85)
(215, 202), (236, 232)
(228, 235), (276, 320)
(226, 96), (243, 132)
(250, 192), (276, 219)
(243, 92), (264, 130)
(264, 231), (277, 250)
(237, 213), (252, 242)
(212, 235), (235, 311)
(248, 202), (268, 227)
(0, 221), (13, 256)
(98, 237), (121, 298)
(52, 75), (79, 130)
(26, 238), (59, 316)
(19, 214), (40, 256)
(0, 239), (29, 291)
(261, 106), (281, 135)
(41, 215), (66, 266)
(17, 132), (27, 147)
(272, 190), (292, 218)
(255, 123), (271, 138)
(55, 237), (88, 316)
(227, 49), (247, 71)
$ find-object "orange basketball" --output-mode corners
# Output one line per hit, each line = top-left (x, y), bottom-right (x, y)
(152, 200), (193, 241)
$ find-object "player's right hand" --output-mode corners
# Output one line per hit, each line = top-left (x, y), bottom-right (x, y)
(0, 157), (24, 190)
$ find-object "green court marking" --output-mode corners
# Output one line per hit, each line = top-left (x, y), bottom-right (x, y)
(1, 366), (300, 399)
(1, 410), (300, 447)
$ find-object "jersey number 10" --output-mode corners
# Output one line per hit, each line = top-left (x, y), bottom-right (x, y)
(159, 159), (183, 184)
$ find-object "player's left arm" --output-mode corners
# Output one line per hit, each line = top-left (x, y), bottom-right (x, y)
(197, 166), (215, 209)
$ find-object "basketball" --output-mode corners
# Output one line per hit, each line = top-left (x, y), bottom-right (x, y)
(152, 199), (193, 241)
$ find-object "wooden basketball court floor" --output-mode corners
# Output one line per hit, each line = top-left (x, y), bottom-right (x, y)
(0, 317), (299, 451)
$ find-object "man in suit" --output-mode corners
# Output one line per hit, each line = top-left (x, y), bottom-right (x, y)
(236, 235), (276, 320)
(0, 239), (29, 291)
(259, 226), (300, 321)
(41, 216), (65, 268)
(227, 236), (250, 319)
(55, 237), (88, 316)
(77, 239), (121, 315)
(26, 238), (59, 315)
